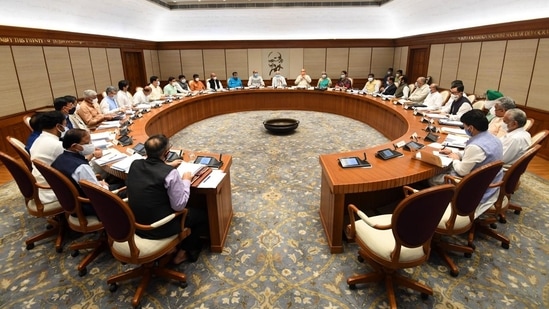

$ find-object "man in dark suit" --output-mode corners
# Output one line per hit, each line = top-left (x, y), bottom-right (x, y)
(380, 76), (397, 96)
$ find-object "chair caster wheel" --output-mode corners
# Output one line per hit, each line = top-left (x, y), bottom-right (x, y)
(71, 250), (80, 257)
(56, 246), (63, 253)
(78, 267), (87, 277)
(498, 217), (507, 224)
(421, 293), (429, 300)
(450, 270), (459, 277)
(464, 252), (472, 258)
(514, 210), (521, 214)
(26, 243), (35, 250)
(349, 284), (357, 290)
(46, 224), (54, 230)
(502, 243), (510, 249)
(357, 255), (364, 263)
(109, 283), (118, 292)
(180, 281), (188, 288)
(490, 223), (497, 229)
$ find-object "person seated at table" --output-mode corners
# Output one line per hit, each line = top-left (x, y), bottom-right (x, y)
(25, 112), (43, 152)
(500, 108), (531, 167)
(271, 70), (287, 88)
(51, 129), (124, 215)
(248, 70), (265, 88)
(421, 83), (444, 110)
(176, 74), (190, 93)
(77, 90), (115, 128)
(189, 74), (206, 91)
(382, 67), (393, 88)
(133, 86), (152, 105)
(163, 76), (178, 96)
(488, 97), (516, 137)
(482, 89), (504, 119)
(379, 76), (396, 96)
(362, 73), (380, 94)
(408, 77), (430, 103)
(148, 76), (165, 101)
(227, 71), (243, 89)
(335, 71), (352, 90)
(316, 71), (332, 89)
(126, 134), (208, 264)
(429, 110), (503, 217)
(393, 75), (410, 99)
(394, 69), (403, 86)
(295, 68), (312, 88)
(439, 83), (472, 120)
(100, 86), (122, 114)
(206, 72), (224, 91)
(54, 96), (87, 131)
(30, 111), (67, 203)
(116, 80), (133, 110)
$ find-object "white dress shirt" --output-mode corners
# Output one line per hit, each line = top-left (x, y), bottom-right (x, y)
(116, 90), (133, 109)
(30, 131), (64, 203)
(423, 91), (443, 110)
(272, 75), (287, 88)
(500, 127), (531, 166)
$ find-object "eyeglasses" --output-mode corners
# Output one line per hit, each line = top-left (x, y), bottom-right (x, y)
(450, 91), (461, 95)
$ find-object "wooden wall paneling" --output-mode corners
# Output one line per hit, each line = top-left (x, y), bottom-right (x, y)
(143, 49), (154, 82)
(528, 38), (549, 111)
(427, 44), (444, 85)
(288, 48), (304, 80)
(247, 49), (262, 77)
(475, 41), (506, 95)
(349, 48), (372, 80)
(499, 39), (538, 105)
(0, 46), (25, 116)
(150, 50), (161, 79)
(158, 50), (182, 80)
(393, 47), (402, 73)
(439, 43), (461, 89)
(181, 49), (205, 79)
(89, 48), (112, 93)
(203, 49), (227, 80)
(69, 47), (95, 96)
(43, 46), (76, 98)
(371, 47), (394, 78)
(106, 48), (124, 85)
(225, 49), (248, 79)
(457, 42), (481, 95)
(12, 46), (52, 110)
(303, 48), (326, 78)
(398, 46), (408, 73)
(326, 48), (349, 79)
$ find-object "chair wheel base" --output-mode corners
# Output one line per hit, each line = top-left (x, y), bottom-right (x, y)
(349, 284), (357, 290)
(498, 217), (507, 224)
(357, 255), (364, 263)
(490, 223), (497, 229)
(78, 267), (87, 277)
(450, 270), (459, 277)
(502, 243), (510, 249)
(109, 283), (118, 292)
(421, 293), (429, 300)
(464, 252), (472, 258)
(26, 243), (35, 250)
(46, 224), (54, 230)
(514, 210), (521, 215)
(71, 250), (80, 257)
(56, 246), (63, 253)
(180, 281), (188, 288)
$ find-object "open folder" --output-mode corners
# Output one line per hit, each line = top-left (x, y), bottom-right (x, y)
(414, 149), (453, 168)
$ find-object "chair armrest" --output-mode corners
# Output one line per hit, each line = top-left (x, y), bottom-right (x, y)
(403, 185), (419, 197)
(77, 196), (90, 204)
(35, 182), (51, 190)
(444, 174), (462, 184)
(135, 209), (187, 231)
(110, 186), (127, 195)
(488, 180), (504, 188)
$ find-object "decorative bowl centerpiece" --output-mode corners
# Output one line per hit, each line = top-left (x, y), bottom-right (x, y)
(263, 118), (299, 134)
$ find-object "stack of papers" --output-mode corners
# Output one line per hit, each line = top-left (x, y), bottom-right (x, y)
(111, 153), (144, 173)
(97, 121), (120, 130)
(438, 119), (464, 126)
(176, 162), (206, 177)
(92, 139), (111, 149)
(197, 170), (226, 188)
(444, 134), (469, 148)
(94, 149), (127, 166)
(424, 113), (449, 119)
(415, 150), (453, 168)
(440, 127), (467, 135)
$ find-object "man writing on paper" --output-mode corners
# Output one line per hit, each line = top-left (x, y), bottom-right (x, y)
(429, 110), (503, 217)
(127, 134), (208, 264)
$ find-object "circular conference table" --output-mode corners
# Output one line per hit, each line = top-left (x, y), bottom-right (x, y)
(119, 88), (443, 253)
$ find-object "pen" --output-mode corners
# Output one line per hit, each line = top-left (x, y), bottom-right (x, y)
(202, 175), (211, 183)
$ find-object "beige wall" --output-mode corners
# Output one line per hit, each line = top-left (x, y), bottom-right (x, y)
(0, 45), (123, 117)
(427, 38), (549, 111)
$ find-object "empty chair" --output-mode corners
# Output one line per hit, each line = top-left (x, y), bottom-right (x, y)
(23, 115), (33, 132)
(467, 94), (476, 103)
(432, 160), (504, 277)
(524, 118), (535, 132)
(6, 136), (32, 171)
(0, 151), (64, 252)
(33, 159), (106, 277)
(472, 100), (485, 110)
(529, 129), (549, 149)
(346, 184), (455, 309)
(79, 179), (191, 308)
(440, 90), (450, 105)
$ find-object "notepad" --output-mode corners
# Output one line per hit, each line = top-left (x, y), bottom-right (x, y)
(415, 150), (453, 168)
(176, 162), (206, 177)
(111, 153), (144, 173)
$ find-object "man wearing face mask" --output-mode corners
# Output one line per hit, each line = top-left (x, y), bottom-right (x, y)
(440, 83), (472, 121)
(54, 96), (87, 131)
(488, 97), (516, 137)
(408, 77), (430, 103)
(271, 70), (287, 88)
(362, 73), (380, 94)
(52, 129), (124, 215)
(29, 111), (67, 203)
(163, 76), (178, 96)
(189, 74), (206, 91)
(500, 108), (531, 166)
(248, 70), (265, 88)
(148, 76), (166, 101)
(77, 90), (115, 128)
(430, 110), (503, 217)
(206, 73), (224, 91)
(176, 74), (190, 93)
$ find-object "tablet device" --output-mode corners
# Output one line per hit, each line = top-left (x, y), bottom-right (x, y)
(194, 156), (223, 168)
(338, 157), (372, 168)
(403, 141), (424, 151)
(132, 143), (146, 156)
(375, 148), (403, 160)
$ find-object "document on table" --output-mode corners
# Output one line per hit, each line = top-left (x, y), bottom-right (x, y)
(440, 127), (467, 135)
(415, 150), (453, 168)
(90, 131), (112, 140)
(96, 121), (120, 130)
(443, 134), (469, 148)
(198, 169), (226, 188)
(424, 113), (449, 119)
(111, 153), (144, 173)
(94, 149), (127, 165)
(176, 162), (206, 177)
(92, 139), (111, 149)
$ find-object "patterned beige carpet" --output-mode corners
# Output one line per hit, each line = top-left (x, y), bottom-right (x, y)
(1, 110), (548, 308)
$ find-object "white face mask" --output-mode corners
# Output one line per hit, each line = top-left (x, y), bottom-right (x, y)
(181, 79), (186, 83)
(321, 74), (327, 78)
(57, 125), (69, 138)
(368, 77), (374, 82)
(92, 98), (98, 104)
(253, 73), (258, 77)
(340, 74), (345, 79)
(195, 78), (200, 81)
(213, 77), (217, 80)
(500, 122), (509, 132)
(450, 94), (458, 100)
(78, 143), (95, 156)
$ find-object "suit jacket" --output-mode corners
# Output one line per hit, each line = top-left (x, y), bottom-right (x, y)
(381, 83), (397, 95)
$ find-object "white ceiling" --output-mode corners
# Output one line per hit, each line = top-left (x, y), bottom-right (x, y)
(1, 0), (548, 42)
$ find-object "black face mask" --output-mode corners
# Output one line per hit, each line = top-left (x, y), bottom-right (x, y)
(68, 107), (76, 114)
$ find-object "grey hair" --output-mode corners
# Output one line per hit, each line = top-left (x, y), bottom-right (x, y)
(506, 108), (527, 127)
(495, 96), (516, 110)
(83, 89), (97, 98)
(105, 86), (117, 94)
